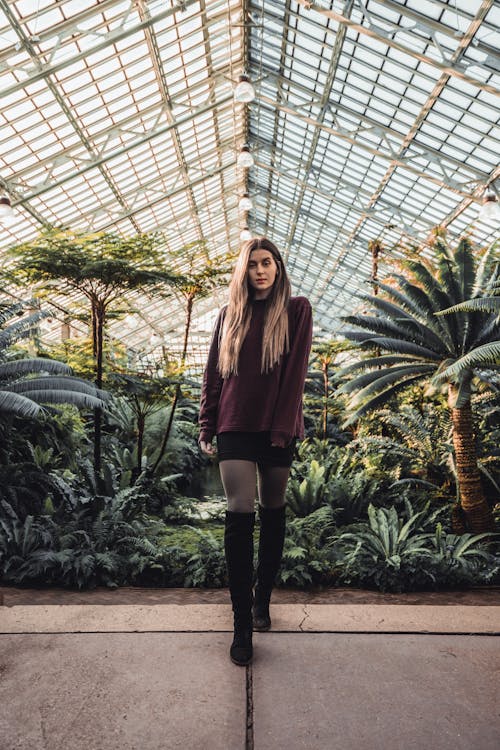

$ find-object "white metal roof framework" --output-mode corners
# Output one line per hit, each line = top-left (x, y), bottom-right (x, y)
(0, 0), (499, 368)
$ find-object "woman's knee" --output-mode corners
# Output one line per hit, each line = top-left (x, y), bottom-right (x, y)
(227, 497), (255, 513)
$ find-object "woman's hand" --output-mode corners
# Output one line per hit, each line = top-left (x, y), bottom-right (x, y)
(199, 439), (216, 455)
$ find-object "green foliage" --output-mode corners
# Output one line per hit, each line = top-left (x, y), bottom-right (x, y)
(45, 336), (129, 382)
(287, 439), (381, 522)
(339, 236), (500, 423)
(279, 506), (336, 587)
(182, 527), (227, 587)
(329, 501), (497, 592)
(8, 229), (178, 300)
(0, 300), (107, 418)
(429, 524), (498, 586)
(287, 459), (329, 517)
(0, 457), (163, 588)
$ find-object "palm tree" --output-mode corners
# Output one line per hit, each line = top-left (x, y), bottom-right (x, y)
(337, 235), (499, 533)
(0, 300), (106, 418)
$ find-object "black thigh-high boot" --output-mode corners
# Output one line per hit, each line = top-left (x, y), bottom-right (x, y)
(224, 510), (255, 665)
(253, 504), (286, 632)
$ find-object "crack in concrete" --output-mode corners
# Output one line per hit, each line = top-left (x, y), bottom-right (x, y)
(298, 605), (309, 631)
(245, 663), (254, 750)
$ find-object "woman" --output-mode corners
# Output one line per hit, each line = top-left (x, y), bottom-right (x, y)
(199, 236), (313, 666)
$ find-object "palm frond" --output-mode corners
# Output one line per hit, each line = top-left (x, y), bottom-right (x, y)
(433, 341), (500, 383)
(336, 354), (423, 378)
(343, 313), (435, 348)
(455, 237), (476, 301)
(390, 276), (456, 350)
(339, 363), (434, 396)
(6, 376), (107, 399)
(436, 297), (500, 315)
(0, 390), (43, 418)
(343, 374), (429, 426)
(0, 359), (72, 378)
(349, 365), (434, 407)
(472, 239), (499, 295)
(353, 334), (441, 360)
(12, 390), (106, 409)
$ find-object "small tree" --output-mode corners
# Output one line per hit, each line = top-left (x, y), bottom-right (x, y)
(152, 241), (233, 472)
(308, 340), (352, 439)
(9, 230), (179, 476)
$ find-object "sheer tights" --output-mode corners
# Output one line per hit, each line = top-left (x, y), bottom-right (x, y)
(219, 460), (290, 513)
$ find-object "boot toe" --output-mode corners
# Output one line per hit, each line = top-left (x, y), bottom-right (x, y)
(230, 625), (253, 665)
(253, 613), (271, 631)
(230, 643), (253, 665)
(253, 602), (271, 631)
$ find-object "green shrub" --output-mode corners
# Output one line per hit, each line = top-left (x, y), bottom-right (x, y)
(328, 502), (497, 592)
(279, 506), (336, 587)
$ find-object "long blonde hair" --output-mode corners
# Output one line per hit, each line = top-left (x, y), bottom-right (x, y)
(218, 237), (291, 377)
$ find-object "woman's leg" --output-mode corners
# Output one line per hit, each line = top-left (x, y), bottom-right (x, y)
(219, 459), (257, 513)
(219, 460), (257, 665)
(253, 465), (291, 631)
(257, 465), (290, 509)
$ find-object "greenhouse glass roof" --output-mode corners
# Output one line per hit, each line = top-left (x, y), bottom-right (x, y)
(0, 0), (499, 368)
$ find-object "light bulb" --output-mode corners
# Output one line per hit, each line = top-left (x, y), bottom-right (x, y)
(479, 193), (500, 223)
(240, 228), (252, 242)
(0, 196), (15, 224)
(234, 74), (255, 103)
(237, 145), (254, 169)
(238, 193), (253, 212)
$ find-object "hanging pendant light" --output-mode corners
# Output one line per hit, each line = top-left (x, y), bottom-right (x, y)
(479, 191), (500, 223)
(234, 73), (255, 103)
(0, 195), (15, 224)
(237, 144), (254, 169)
(240, 227), (252, 242)
(238, 192), (253, 212)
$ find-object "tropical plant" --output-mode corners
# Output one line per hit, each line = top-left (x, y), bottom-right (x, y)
(0, 456), (170, 588)
(108, 372), (177, 479)
(287, 459), (330, 517)
(338, 234), (499, 532)
(152, 241), (233, 472)
(436, 280), (500, 315)
(329, 503), (440, 591)
(0, 300), (107, 418)
(279, 506), (336, 587)
(307, 340), (353, 440)
(369, 405), (454, 489)
(8, 230), (179, 473)
(181, 527), (227, 587)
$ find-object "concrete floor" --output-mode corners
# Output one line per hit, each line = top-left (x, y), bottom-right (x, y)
(1, 588), (499, 750)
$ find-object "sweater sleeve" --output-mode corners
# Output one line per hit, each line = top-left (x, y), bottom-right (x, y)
(270, 297), (313, 448)
(198, 307), (225, 444)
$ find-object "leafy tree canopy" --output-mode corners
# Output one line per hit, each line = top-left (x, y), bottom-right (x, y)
(8, 229), (180, 306)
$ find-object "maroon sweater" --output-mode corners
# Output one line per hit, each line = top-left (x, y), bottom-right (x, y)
(199, 296), (313, 448)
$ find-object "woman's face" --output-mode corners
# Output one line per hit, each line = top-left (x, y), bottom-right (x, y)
(247, 249), (278, 298)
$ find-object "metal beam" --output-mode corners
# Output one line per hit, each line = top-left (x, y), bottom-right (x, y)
(0, 0), (201, 99)
(295, 0), (499, 96)
(10, 90), (235, 208)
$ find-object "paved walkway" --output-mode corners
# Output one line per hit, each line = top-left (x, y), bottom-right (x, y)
(1, 587), (499, 750)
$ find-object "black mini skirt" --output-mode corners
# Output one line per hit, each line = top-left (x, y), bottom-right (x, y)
(216, 431), (297, 467)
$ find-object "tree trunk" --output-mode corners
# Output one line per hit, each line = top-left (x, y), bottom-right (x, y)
(448, 384), (494, 533)
(93, 300), (105, 479)
(322, 362), (328, 440)
(152, 295), (193, 474)
(137, 412), (145, 475)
